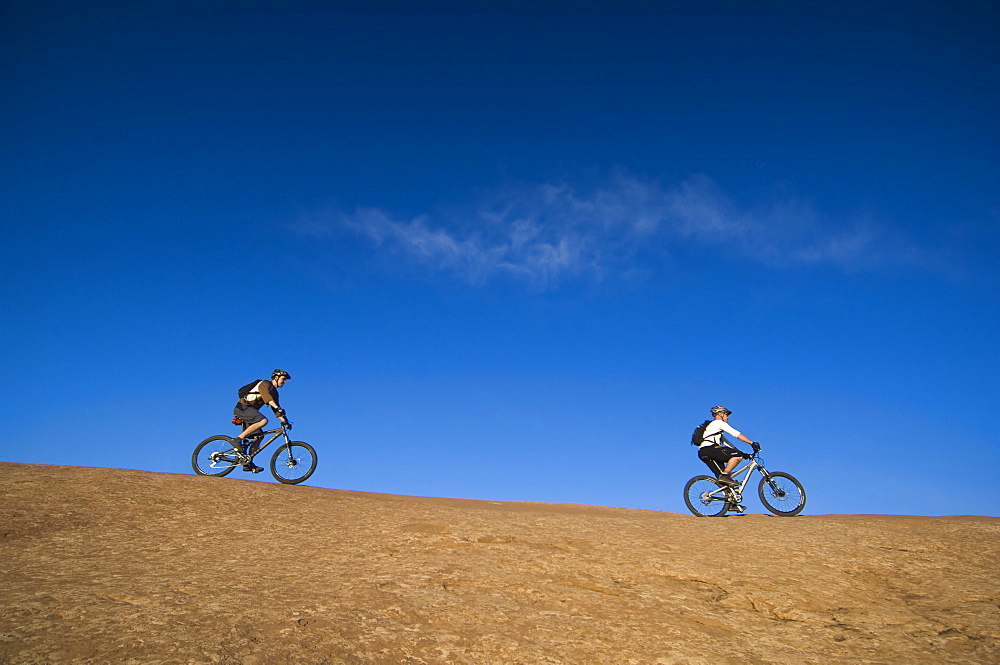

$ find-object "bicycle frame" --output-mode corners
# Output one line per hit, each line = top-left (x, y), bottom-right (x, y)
(193, 421), (317, 484)
(245, 424), (294, 457)
(710, 455), (774, 505)
(728, 458), (760, 493)
(208, 424), (294, 468)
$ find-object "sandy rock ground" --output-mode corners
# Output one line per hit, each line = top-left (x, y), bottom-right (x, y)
(1, 462), (998, 664)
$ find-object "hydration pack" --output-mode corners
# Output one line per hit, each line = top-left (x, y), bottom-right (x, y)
(238, 379), (264, 401)
(691, 420), (713, 446)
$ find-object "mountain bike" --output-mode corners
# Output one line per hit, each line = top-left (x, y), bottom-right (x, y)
(191, 422), (318, 485)
(683, 444), (806, 517)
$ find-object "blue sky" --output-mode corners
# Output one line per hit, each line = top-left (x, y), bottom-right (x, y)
(3, 0), (998, 516)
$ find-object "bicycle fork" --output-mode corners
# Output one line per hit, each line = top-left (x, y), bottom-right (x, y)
(275, 441), (300, 467)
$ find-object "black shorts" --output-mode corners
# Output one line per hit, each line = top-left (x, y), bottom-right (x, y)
(233, 402), (266, 426)
(698, 444), (745, 476)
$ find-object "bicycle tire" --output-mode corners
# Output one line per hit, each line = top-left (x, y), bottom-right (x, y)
(683, 475), (731, 517)
(757, 472), (806, 516)
(192, 435), (240, 477)
(270, 441), (318, 485)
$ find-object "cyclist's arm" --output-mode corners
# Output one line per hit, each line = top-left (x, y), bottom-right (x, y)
(258, 381), (288, 421)
(269, 402), (288, 423)
(268, 400), (287, 420)
(719, 421), (754, 448)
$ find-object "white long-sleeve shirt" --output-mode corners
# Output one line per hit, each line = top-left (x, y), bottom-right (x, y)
(700, 420), (742, 448)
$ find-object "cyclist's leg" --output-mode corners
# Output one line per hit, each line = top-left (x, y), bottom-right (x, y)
(699, 446), (740, 484)
(233, 403), (267, 442)
(232, 404), (266, 472)
(721, 453), (744, 476)
(241, 418), (267, 443)
(702, 456), (723, 478)
(244, 429), (266, 455)
(699, 448), (749, 512)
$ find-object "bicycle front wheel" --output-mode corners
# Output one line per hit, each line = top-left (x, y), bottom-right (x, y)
(192, 435), (240, 477)
(758, 472), (806, 516)
(683, 475), (731, 517)
(270, 441), (318, 485)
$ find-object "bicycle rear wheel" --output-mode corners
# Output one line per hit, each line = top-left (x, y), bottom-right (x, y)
(270, 441), (318, 485)
(192, 435), (240, 477)
(758, 472), (806, 516)
(683, 475), (731, 517)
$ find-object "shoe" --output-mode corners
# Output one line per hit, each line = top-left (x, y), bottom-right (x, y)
(718, 474), (738, 486)
(231, 437), (246, 453)
(242, 464), (264, 473)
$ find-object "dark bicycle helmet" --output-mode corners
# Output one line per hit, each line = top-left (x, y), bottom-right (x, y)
(272, 369), (291, 380)
(710, 405), (732, 416)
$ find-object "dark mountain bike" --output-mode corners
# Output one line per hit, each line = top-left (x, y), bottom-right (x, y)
(683, 443), (806, 517)
(191, 422), (317, 485)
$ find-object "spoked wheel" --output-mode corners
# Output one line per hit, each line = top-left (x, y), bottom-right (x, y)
(758, 472), (806, 516)
(270, 441), (318, 485)
(683, 475), (732, 517)
(192, 435), (240, 477)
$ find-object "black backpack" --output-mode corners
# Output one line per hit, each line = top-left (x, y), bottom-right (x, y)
(238, 379), (263, 400)
(691, 420), (713, 446)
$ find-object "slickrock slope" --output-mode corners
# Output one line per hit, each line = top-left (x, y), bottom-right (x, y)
(1, 463), (998, 664)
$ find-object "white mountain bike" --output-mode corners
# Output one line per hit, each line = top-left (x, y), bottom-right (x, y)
(683, 443), (806, 517)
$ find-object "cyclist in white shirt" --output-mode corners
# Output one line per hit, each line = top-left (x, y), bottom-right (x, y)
(697, 406), (757, 486)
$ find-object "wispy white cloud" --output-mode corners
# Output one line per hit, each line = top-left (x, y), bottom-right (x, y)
(292, 174), (919, 288)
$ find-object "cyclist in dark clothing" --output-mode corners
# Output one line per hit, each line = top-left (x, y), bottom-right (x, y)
(233, 369), (291, 473)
